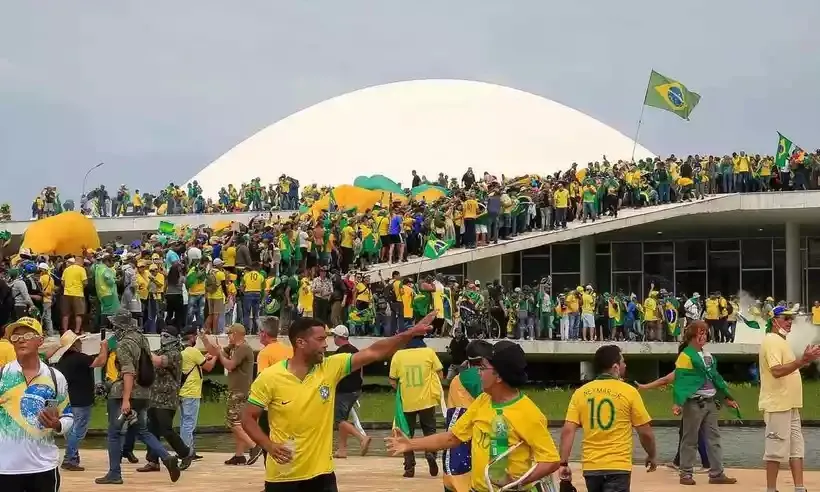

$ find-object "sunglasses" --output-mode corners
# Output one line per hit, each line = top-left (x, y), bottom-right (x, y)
(10, 332), (41, 343)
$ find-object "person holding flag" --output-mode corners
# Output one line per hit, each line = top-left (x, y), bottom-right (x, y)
(387, 340), (560, 492)
(442, 339), (492, 492)
(672, 321), (738, 486)
(389, 334), (445, 478)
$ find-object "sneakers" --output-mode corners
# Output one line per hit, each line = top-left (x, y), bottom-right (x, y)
(246, 446), (264, 466)
(162, 456), (181, 483)
(708, 474), (738, 484)
(224, 455), (247, 466)
(179, 453), (194, 471)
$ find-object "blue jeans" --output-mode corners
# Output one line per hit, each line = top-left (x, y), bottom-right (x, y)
(105, 399), (169, 479)
(179, 397), (201, 455)
(390, 302), (403, 336)
(722, 171), (734, 193)
(735, 171), (750, 192)
(187, 295), (205, 329)
(398, 317), (413, 333)
(658, 183), (671, 203)
(242, 292), (261, 333)
(143, 298), (157, 334)
(64, 405), (91, 465)
(568, 313), (580, 340)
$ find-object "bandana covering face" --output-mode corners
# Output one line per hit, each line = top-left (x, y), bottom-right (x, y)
(160, 332), (182, 351)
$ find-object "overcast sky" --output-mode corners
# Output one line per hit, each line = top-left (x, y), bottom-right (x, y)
(1, 0), (818, 217)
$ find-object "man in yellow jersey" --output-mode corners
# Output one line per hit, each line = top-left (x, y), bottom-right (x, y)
(179, 326), (218, 462)
(204, 258), (227, 334)
(387, 340), (560, 492)
(703, 292), (721, 342)
(559, 345), (657, 492)
(241, 261), (266, 334)
(61, 256), (88, 334)
(38, 263), (56, 335)
(553, 182), (569, 229)
(443, 340), (492, 492)
(242, 312), (436, 492)
(581, 285), (596, 342)
(421, 274), (447, 336)
(642, 291), (660, 341)
(389, 336), (444, 478)
(462, 192), (479, 249)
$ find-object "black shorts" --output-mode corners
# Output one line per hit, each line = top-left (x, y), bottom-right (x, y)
(265, 472), (337, 492)
(334, 391), (360, 426)
(0, 468), (61, 492)
(388, 234), (403, 245)
(379, 235), (390, 247)
(584, 472), (631, 492)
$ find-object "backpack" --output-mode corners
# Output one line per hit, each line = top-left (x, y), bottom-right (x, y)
(205, 270), (219, 294)
(136, 340), (156, 387)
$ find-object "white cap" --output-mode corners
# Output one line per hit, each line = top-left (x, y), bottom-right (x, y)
(474, 280), (481, 286)
(37, 263), (49, 271)
(213, 258), (224, 266)
(692, 292), (700, 297)
(330, 325), (349, 338)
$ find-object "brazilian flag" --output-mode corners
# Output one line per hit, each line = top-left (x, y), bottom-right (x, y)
(423, 238), (453, 260)
(664, 298), (680, 336)
(643, 70), (701, 120)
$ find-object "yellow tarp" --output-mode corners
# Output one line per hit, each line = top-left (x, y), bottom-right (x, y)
(310, 185), (407, 219)
(413, 187), (447, 203)
(22, 212), (100, 256)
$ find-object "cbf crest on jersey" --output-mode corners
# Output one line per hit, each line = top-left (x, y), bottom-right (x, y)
(318, 384), (331, 402)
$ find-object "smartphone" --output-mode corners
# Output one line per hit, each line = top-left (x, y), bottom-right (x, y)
(44, 399), (58, 409)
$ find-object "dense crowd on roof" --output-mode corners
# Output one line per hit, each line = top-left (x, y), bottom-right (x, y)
(1, 152), (818, 339)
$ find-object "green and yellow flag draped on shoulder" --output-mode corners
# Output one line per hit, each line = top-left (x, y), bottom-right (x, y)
(644, 70), (701, 120)
(673, 345), (741, 419)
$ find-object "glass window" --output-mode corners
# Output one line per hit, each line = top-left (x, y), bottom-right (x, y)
(741, 270), (773, 301)
(613, 272), (643, 300)
(644, 241), (673, 254)
(525, 244), (551, 256)
(436, 264), (465, 276)
(644, 254), (674, 294)
(708, 252), (740, 296)
(675, 271), (706, 299)
(612, 242), (642, 272)
(551, 273), (581, 296)
(675, 240), (706, 271)
(502, 252), (521, 274)
(596, 243), (611, 254)
(596, 254), (611, 294)
(552, 243), (580, 273)
(773, 237), (785, 250)
(742, 239), (772, 269)
(522, 257), (551, 287)
(774, 251), (785, 301)
(501, 274), (521, 291)
(807, 269), (820, 306)
(709, 239), (739, 252)
(808, 238), (820, 268)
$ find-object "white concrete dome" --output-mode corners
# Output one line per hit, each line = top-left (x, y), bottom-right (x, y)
(189, 79), (655, 196)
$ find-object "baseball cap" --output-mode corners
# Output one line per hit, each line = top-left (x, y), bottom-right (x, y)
(330, 325), (349, 338)
(213, 258), (224, 267)
(4, 317), (43, 339)
(226, 323), (246, 335)
(772, 306), (795, 318)
(37, 263), (49, 271)
(161, 325), (179, 337)
(466, 339), (493, 361)
(486, 340), (528, 387)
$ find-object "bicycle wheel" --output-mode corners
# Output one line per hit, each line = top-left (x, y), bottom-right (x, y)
(484, 315), (503, 339)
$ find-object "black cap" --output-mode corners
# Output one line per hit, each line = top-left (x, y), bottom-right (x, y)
(162, 325), (179, 337)
(466, 340), (493, 360)
(487, 340), (528, 387)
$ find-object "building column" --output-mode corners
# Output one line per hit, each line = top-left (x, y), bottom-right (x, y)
(786, 221), (801, 303)
(579, 360), (595, 381)
(580, 236), (596, 287)
(466, 256), (502, 286)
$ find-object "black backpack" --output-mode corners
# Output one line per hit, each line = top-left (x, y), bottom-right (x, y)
(136, 341), (156, 387)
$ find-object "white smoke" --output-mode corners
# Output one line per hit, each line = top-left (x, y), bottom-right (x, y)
(734, 290), (818, 356)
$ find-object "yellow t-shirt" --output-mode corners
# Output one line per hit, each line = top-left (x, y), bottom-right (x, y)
(61, 264), (87, 297)
(242, 270), (265, 293)
(223, 246), (237, 267)
(451, 393), (560, 492)
(298, 278), (314, 313)
(642, 298), (658, 321)
(565, 294), (579, 314)
(389, 347), (443, 413)
(0, 339), (16, 367)
(152, 272), (165, 300)
(207, 270), (227, 300)
(462, 199), (479, 219)
(759, 333), (803, 412)
(431, 284), (445, 319)
(257, 342), (293, 372)
(565, 377), (652, 472)
(704, 298), (720, 320)
(137, 272), (149, 300)
(105, 352), (118, 382)
(813, 306), (820, 325)
(39, 273), (55, 303)
(581, 293), (595, 314)
(553, 189), (569, 209)
(355, 282), (371, 303)
(340, 225), (355, 249)
(179, 347), (207, 399)
(376, 216), (390, 236)
(401, 285), (414, 318)
(248, 354), (352, 482)
(188, 267), (206, 296)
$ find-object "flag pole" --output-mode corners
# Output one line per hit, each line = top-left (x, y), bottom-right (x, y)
(631, 75), (651, 163)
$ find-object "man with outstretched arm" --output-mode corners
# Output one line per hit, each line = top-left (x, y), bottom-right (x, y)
(241, 312), (436, 492)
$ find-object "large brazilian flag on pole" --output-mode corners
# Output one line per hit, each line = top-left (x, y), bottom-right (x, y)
(643, 70), (701, 120)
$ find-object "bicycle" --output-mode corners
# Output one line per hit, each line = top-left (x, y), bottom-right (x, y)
(458, 305), (503, 339)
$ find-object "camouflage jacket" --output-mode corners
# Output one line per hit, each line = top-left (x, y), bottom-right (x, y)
(109, 330), (151, 401)
(150, 347), (182, 410)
